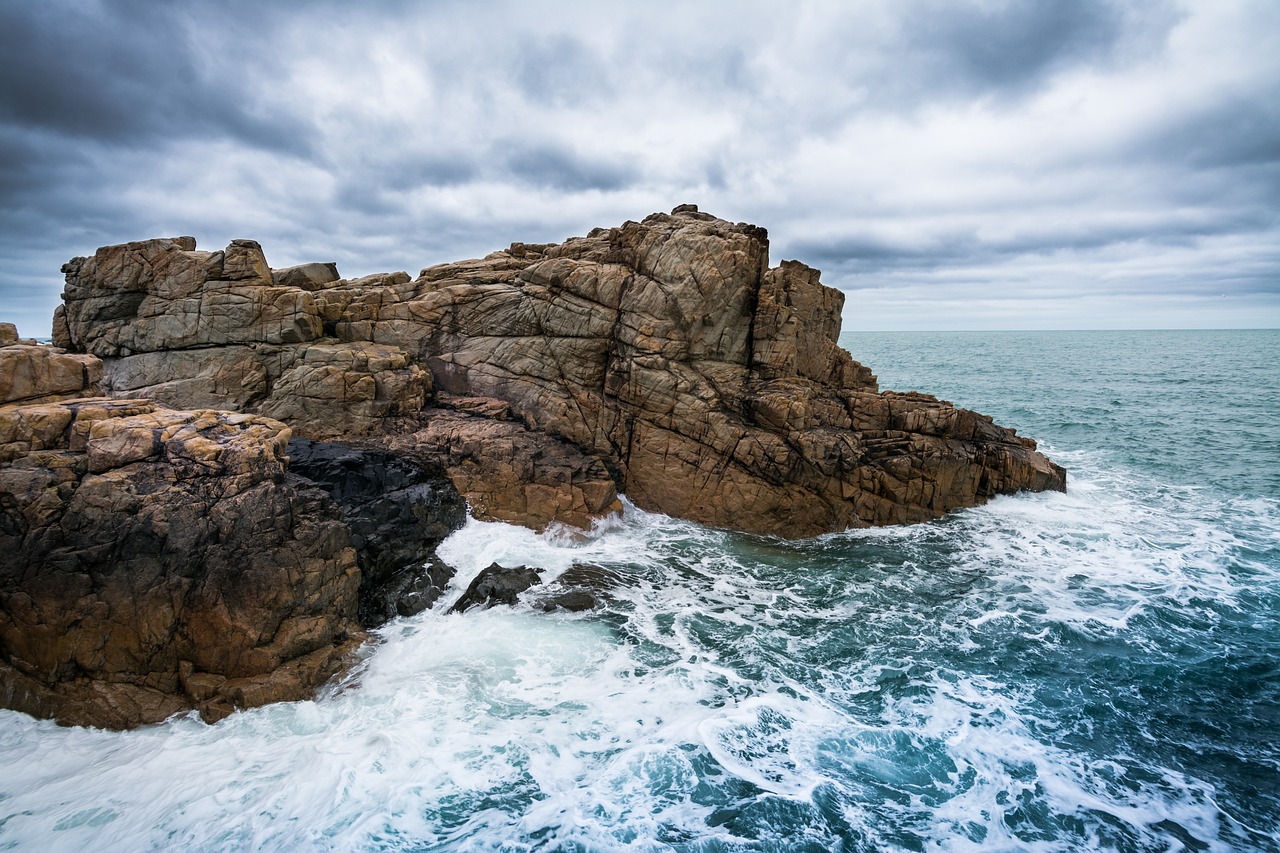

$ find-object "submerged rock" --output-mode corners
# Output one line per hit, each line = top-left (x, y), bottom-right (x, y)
(449, 564), (543, 613)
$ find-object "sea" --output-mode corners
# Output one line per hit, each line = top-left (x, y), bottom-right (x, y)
(2, 329), (1278, 852)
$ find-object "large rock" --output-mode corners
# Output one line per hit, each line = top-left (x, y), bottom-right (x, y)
(387, 401), (623, 532)
(0, 398), (363, 728)
(0, 342), (102, 405)
(58, 237), (321, 356)
(54, 206), (1065, 537)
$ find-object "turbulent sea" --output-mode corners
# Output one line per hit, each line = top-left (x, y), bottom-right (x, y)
(3, 329), (1279, 852)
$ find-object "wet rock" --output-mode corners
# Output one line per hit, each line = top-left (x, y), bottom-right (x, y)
(0, 399), (363, 729)
(536, 564), (622, 612)
(449, 564), (543, 613)
(285, 438), (467, 626)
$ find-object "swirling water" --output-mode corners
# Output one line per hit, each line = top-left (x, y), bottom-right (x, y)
(2, 329), (1278, 851)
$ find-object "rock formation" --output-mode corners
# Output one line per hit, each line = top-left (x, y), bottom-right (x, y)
(52, 204), (1064, 538)
(0, 390), (364, 727)
(1, 204), (1067, 729)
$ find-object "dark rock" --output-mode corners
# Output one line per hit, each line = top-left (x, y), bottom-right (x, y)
(536, 564), (622, 612)
(285, 438), (467, 627)
(449, 564), (543, 613)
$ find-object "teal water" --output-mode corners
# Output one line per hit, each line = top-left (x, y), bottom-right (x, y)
(1, 330), (1278, 851)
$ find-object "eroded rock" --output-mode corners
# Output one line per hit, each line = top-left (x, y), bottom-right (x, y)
(0, 399), (363, 728)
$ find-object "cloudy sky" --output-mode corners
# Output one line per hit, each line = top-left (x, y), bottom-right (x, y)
(2, 0), (1277, 336)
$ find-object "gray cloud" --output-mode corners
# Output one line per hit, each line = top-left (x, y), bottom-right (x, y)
(0, 0), (1276, 337)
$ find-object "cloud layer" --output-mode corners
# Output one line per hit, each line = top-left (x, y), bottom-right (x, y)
(2, 0), (1277, 335)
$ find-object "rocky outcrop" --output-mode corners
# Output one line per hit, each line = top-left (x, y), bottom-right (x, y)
(387, 400), (622, 532)
(1, 341), (101, 406)
(0, 396), (364, 728)
(55, 237), (429, 439)
(53, 205), (1064, 538)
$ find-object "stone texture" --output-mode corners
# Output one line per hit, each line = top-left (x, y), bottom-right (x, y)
(330, 205), (1065, 536)
(59, 237), (321, 357)
(0, 344), (102, 405)
(0, 399), (364, 728)
(285, 438), (467, 626)
(387, 403), (623, 532)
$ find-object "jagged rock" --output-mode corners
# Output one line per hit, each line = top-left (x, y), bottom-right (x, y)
(0, 399), (363, 728)
(0, 343), (102, 405)
(53, 206), (1065, 537)
(285, 438), (467, 627)
(449, 564), (543, 613)
(272, 262), (340, 290)
(59, 237), (321, 357)
(387, 406), (622, 532)
(0, 323), (17, 345)
(97, 340), (429, 438)
(330, 205), (1065, 536)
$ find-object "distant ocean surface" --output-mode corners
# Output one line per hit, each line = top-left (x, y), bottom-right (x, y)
(3, 329), (1278, 852)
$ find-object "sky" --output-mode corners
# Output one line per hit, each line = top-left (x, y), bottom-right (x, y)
(1, 0), (1277, 337)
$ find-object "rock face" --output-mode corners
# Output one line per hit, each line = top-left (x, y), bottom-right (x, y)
(54, 205), (1064, 538)
(0, 396), (364, 728)
(56, 237), (430, 440)
(285, 438), (467, 626)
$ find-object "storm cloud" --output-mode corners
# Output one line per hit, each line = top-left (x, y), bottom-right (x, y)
(1, 0), (1276, 334)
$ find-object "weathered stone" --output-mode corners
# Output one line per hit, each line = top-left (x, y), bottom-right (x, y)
(325, 205), (1065, 536)
(387, 408), (622, 532)
(0, 344), (102, 405)
(272, 262), (340, 290)
(50, 205), (1065, 538)
(0, 399), (364, 729)
(59, 236), (322, 357)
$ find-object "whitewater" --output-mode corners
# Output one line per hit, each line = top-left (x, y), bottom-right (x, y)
(2, 329), (1277, 851)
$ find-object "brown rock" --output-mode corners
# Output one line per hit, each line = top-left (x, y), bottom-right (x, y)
(0, 398), (365, 729)
(0, 344), (102, 405)
(388, 407), (622, 532)
(51, 205), (1065, 538)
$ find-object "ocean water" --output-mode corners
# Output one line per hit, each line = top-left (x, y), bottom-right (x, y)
(2, 329), (1278, 852)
